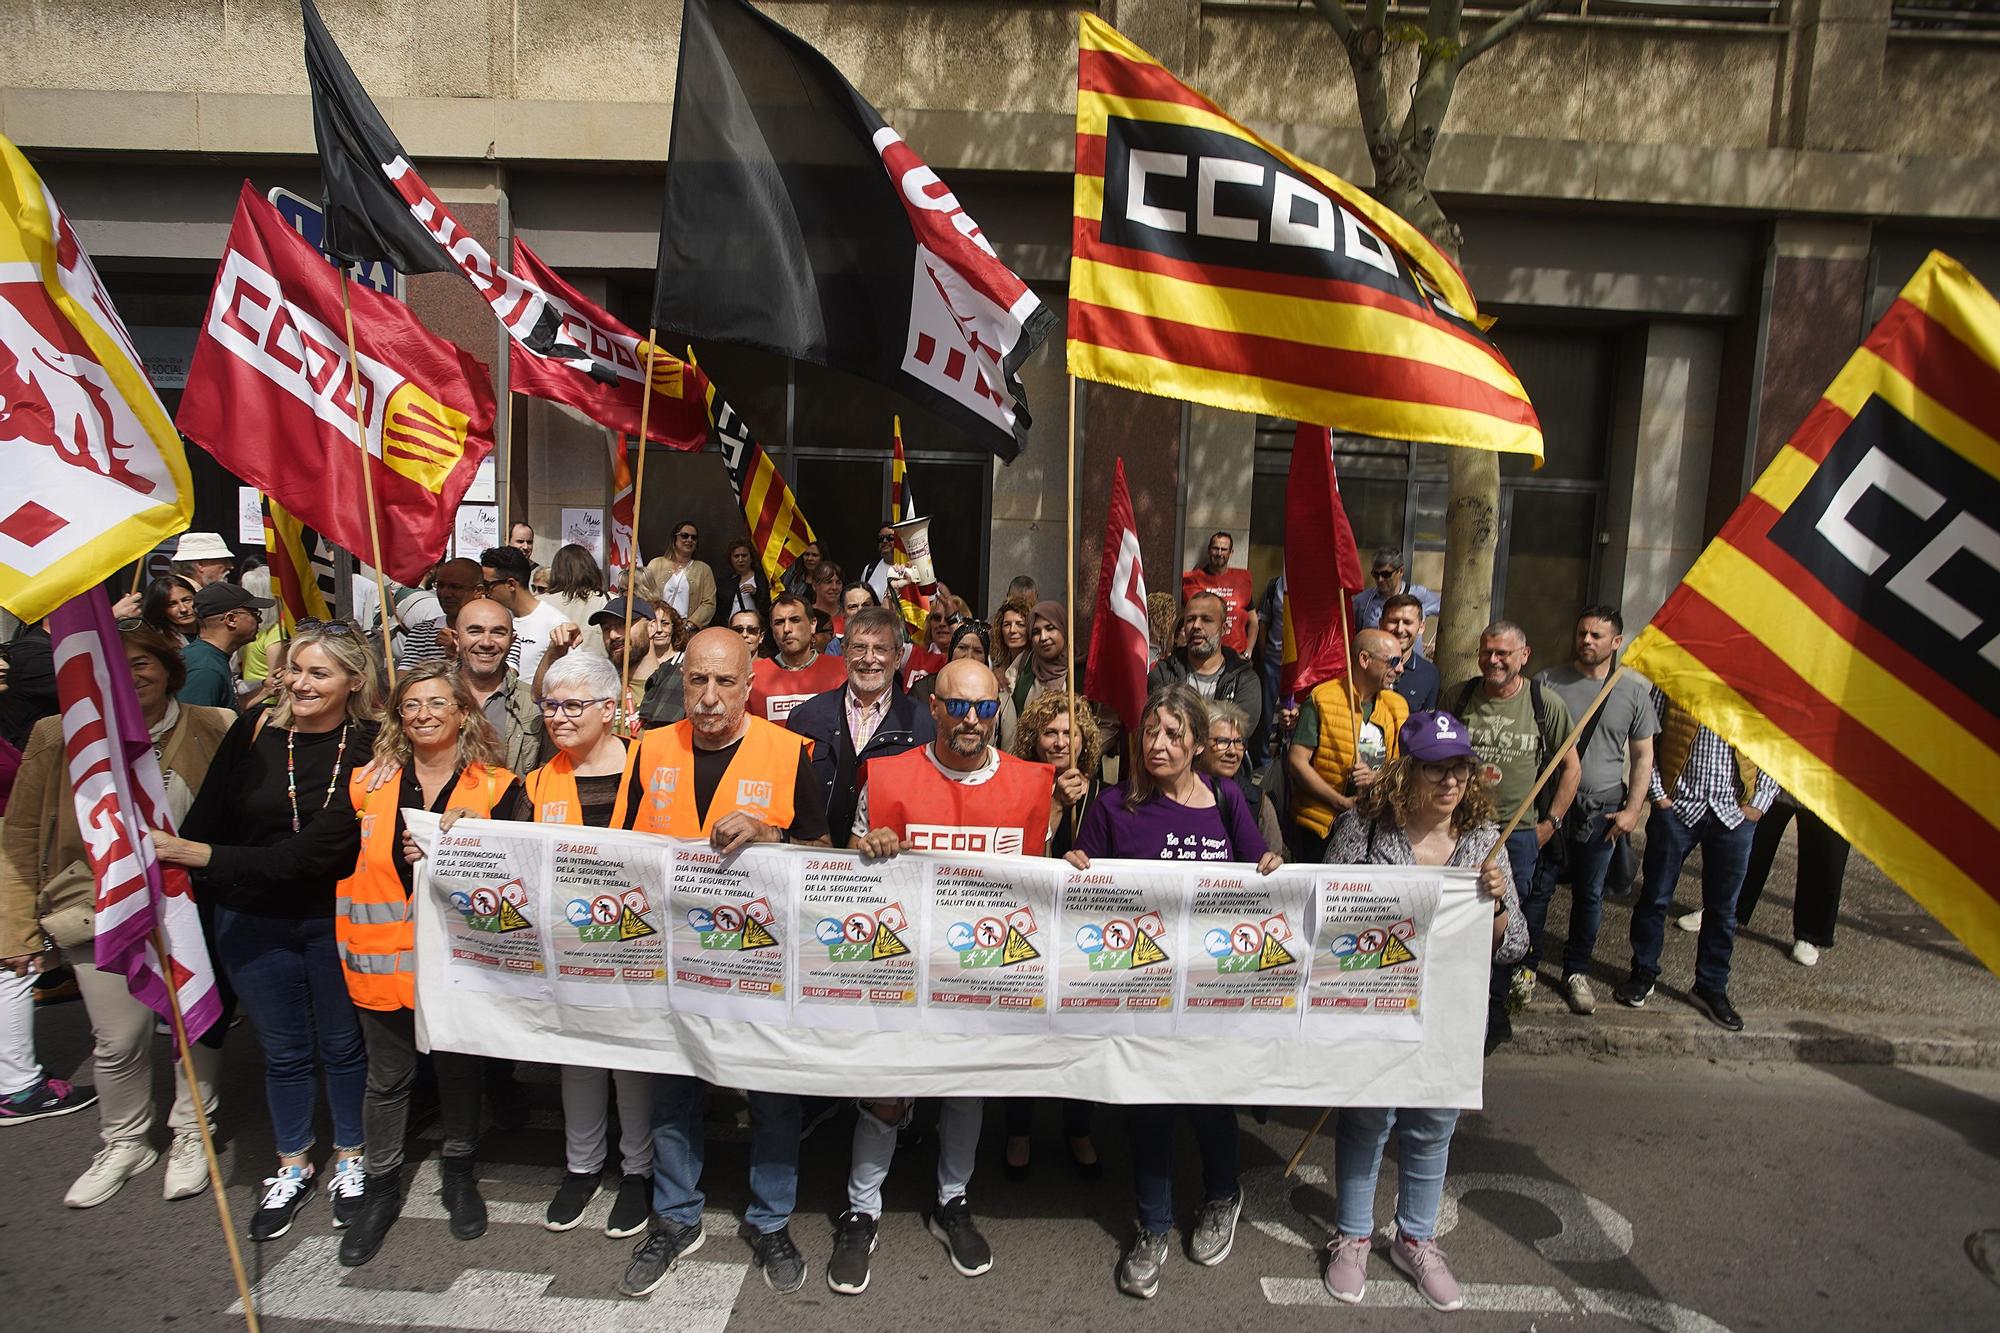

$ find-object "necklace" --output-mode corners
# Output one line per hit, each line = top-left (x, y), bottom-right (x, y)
(287, 721), (350, 833)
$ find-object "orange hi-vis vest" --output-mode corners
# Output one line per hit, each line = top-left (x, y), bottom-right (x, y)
(525, 751), (588, 825)
(864, 746), (1056, 857)
(613, 716), (808, 837)
(336, 762), (514, 1011)
(750, 652), (846, 724)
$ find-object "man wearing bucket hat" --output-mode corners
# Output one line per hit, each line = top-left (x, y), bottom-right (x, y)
(180, 583), (273, 709)
(170, 532), (236, 588)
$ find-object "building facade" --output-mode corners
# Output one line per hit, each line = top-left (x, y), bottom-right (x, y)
(5, 0), (1996, 655)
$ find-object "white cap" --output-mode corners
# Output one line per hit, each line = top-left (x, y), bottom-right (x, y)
(171, 532), (233, 562)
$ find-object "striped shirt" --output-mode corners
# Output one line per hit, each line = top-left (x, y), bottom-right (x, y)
(1647, 689), (1777, 829)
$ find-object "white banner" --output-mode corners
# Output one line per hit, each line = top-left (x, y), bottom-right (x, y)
(410, 815), (1491, 1108)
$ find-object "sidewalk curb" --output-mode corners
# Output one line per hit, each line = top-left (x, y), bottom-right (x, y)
(1504, 1010), (2000, 1071)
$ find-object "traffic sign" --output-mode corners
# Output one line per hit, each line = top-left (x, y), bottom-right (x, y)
(265, 187), (403, 299)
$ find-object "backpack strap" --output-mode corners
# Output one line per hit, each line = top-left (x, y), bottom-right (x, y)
(1452, 678), (1478, 720)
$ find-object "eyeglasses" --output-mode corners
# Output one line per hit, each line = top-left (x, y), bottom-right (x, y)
(939, 697), (1002, 721)
(537, 696), (612, 718)
(676, 530), (698, 541)
(1372, 567), (1399, 580)
(845, 643), (894, 661)
(295, 619), (363, 636)
(398, 697), (460, 717)
(1420, 761), (1473, 784)
(1377, 654), (1405, 671)
(1208, 735), (1246, 750)
(878, 533), (896, 543)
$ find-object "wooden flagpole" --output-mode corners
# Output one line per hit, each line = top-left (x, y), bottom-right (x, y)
(151, 926), (260, 1331)
(1065, 376), (1079, 783)
(1338, 590), (1362, 770)
(337, 271), (399, 686)
(618, 333), (660, 732)
(1283, 661), (1632, 1176)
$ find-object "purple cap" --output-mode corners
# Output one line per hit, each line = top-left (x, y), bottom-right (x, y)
(1400, 709), (1476, 762)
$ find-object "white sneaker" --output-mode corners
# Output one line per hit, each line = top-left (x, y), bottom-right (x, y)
(1508, 965), (1536, 1009)
(66, 1139), (159, 1208)
(1563, 974), (1597, 1015)
(1676, 909), (1704, 932)
(163, 1130), (209, 1200)
(1791, 940), (1821, 967)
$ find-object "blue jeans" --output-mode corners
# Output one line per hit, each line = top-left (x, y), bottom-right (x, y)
(213, 908), (366, 1157)
(1629, 807), (1755, 992)
(650, 1074), (800, 1234)
(1523, 812), (1622, 976)
(1129, 1104), (1239, 1236)
(1334, 1106), (1460, 1241)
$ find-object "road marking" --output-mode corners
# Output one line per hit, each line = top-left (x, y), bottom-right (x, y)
(231, 1236), (746, 1333)
(1263, 1277), (1732, 1329)
(1434, 1171), (1635, 1261)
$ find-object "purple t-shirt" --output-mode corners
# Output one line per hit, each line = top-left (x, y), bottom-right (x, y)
(1072, 777), (1268, 863)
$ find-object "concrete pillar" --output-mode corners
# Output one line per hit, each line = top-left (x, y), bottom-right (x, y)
(987, 326), (1071, 613)
(1611, 321), (1725, 630)
(1182, 404), (1257, 591)
(1787, 0), (1892, 153)
(1110, 0), (1203, 75)
(1742, 220), (1873, 483)
(1080, 383), (1182, 620)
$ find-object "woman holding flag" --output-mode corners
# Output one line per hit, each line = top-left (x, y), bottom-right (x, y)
(0, 627), (234, 1205)
(153, 624), (383, 1241)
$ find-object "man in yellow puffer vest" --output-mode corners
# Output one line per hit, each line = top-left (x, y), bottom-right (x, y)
(1286, 628), (1409, 861)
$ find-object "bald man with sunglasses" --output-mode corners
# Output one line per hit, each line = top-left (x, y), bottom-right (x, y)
(827, 657), (1056, 1297)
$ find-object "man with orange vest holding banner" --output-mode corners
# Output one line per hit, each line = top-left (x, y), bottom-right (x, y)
(749, 593), (848, 724)
(612, 627), (830, 1301)
(825, 657), (1055, 1297)
(334, 665), (523, 1268)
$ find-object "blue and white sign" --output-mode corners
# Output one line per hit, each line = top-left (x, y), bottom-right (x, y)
(265, 187), (403, 299)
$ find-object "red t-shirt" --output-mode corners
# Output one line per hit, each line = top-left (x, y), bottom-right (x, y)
(750, 653), (847, 724)
(1182, 566), (1256, 654)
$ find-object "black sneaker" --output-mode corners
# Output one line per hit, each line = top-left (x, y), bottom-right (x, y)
(327, 1155), (367, 1229)
(620, 1220), (704, 1298)
(545, 1170), (601, 1232)
(1689, 985), (1744, 1032)
(0, 1075), (96, 1127)
(752, 1225), (808, 1294)
(927, 1196), (993, 1277)
(248, 1165), (316, 1242)
(1613, 974), (1655, 1009)
(826, 1209), (878, 1295)
(605, 1173), (651, 1238)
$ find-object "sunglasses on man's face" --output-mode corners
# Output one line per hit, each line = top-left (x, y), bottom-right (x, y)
(939, 697), (1002, 721)
(1372, 567), (1399, 580)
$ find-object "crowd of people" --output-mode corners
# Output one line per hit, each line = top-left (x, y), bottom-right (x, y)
(0, 521), (1845, 1312)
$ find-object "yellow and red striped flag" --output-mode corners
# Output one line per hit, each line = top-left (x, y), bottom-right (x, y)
(700, 358), (816, 591)
(1069, 15), (1541, 460)
(1624, 251), (2000, 974)
(889, 416), (930, 632)
(261, 495), (332, 634)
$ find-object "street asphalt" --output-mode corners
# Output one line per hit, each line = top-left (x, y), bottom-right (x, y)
(3, 991), (1996, 1332)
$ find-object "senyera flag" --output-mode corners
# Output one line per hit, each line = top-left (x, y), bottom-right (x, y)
(889, 416), (931, 631)
(607, 435), (639, 585)
(702, 358), (817, 591)
(655, 0), (1055, 462)
(1070, 15), (1542, 461)
(177, 183), (496, 586)
(1281, 424), (1367, 698)
(262, 494), (333, 634)
(1083, 458), (1151, 735)
(1624, 251), (2000, 975)
(50, 588), (221, 1042)
(511, 239), (711, 450)
(0, 134), (193, 622)
(300, 0), (609, 383)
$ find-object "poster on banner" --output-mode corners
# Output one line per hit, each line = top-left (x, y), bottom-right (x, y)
(454, 504), (498, 558)
(793, 854), (925, 1031)
(549, 837), (670, 1004)
(561, 507), (604, 563)
(1054, 865), (1183, 1033)
(237, 487), (265, 546)
(408, 816), (1493, 1107)
(1305, 868), (1441, 1042)
(669, 844), (790, 1021)
(428, 822), (549, 997)
(1179, 869), (1313, 1035)
(922, 858), (1057, 1032)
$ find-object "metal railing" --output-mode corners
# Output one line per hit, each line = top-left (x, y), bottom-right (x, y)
(1890, 1), (2000, 32)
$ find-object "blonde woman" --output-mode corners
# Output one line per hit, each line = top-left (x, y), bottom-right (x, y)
(154, 623), (384, 1242)
(637, 519), (716, 627)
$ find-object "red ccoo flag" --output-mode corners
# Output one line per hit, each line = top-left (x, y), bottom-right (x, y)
(1083, 458), (1152, 734)
(176, 183), (496, 585)
(1280, 423), (1366, 698)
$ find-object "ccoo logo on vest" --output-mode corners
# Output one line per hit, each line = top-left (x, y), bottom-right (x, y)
(904, 824), (1024, 856)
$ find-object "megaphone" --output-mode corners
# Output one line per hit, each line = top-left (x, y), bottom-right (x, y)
(890, 515), (936, 586)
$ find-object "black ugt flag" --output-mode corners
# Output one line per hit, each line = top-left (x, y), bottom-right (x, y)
(654, 0), (1055, 461)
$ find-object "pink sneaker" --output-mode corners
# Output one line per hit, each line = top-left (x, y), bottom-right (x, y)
(1321, 1233), (1371, 1303)
(1388, 1235), (1464, 1311)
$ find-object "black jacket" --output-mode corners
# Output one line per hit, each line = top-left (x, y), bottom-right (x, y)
(1149, 647), (1267, 759)
(787, 685), (935, 848)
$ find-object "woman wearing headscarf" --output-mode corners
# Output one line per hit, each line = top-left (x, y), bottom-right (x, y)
(153, 623), (384, 1241)
(1319, 710), (1521, 1313)
(0, 628), (234, 1204)
(1013, 601), (1072, 714)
